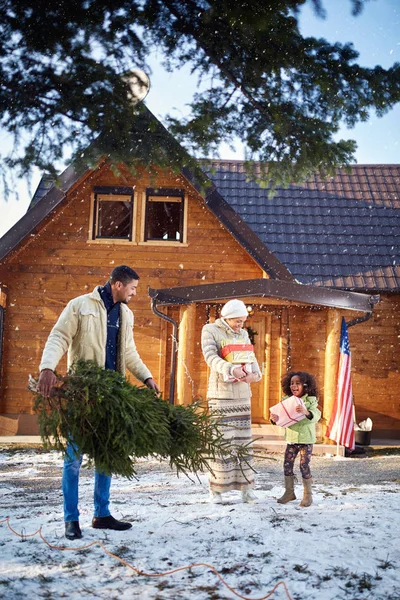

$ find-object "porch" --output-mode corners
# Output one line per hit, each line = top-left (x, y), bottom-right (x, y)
(149, 278), (378, 444)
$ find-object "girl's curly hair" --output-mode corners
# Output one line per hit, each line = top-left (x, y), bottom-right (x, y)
(281, 371), (318, 397)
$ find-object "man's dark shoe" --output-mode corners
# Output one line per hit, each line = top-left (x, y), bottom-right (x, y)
(92, 515), (132, 531)
(65, 521), (82, 540)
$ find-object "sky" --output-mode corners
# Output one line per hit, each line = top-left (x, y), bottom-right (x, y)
(1, 449), (399, 599)
(0, 0), (399, 238)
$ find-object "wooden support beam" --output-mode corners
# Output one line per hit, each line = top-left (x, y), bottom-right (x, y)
(278, 308), (289, 400)
(263, 313), (272, 419)
(176, 304), (197, 405)
(323, 308), (341, 443)
(0, 287), (7, 308)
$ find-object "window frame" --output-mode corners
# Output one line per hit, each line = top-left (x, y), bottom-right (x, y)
(88, 186), (137, 244)
(140, 187), (187, 245)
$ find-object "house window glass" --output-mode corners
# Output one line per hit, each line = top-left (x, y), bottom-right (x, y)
(92, 187), (134, 241)
(144, 189), (184, 242)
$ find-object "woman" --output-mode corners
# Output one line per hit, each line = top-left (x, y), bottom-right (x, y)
(201, 299), (262, 503)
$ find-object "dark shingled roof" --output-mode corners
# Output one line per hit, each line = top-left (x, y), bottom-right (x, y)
(207, 162), (400, 292)
(29, 175), (55, 210)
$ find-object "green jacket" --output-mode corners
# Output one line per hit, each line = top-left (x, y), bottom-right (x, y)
(284, 394), (321, 444)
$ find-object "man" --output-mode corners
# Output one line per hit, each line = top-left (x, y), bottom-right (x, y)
(38, 265), (159, 540)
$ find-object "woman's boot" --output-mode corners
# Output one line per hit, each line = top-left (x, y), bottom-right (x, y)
(241, 489), (258, 503)
(277, 475), (296, 504)
(300, 477), (313, 507)
(209, 489), (223, 504)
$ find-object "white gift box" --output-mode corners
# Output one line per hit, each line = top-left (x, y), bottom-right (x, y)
(269, 395), (307, 428)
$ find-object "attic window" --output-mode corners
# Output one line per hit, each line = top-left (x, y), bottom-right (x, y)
(92, 186), (134, 241)
(144, 188), (185, 242)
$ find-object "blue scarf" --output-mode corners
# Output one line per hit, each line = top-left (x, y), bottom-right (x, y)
(98, 282), (120, 370)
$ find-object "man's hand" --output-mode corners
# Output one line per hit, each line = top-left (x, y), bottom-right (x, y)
(144, 378), (160, 394)
(37, 369), (57, 397)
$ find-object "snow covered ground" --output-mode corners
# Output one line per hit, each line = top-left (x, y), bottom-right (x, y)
(0, 448), (399, 600)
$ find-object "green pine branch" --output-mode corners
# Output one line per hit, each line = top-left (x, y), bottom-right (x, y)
(29, 360), (265, 479)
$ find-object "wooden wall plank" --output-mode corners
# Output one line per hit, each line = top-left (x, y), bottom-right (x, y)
(322, 309), (341, 444)
(176, 304), (197, 405)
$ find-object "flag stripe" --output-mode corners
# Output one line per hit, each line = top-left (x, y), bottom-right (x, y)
(326, 318), (355, 449)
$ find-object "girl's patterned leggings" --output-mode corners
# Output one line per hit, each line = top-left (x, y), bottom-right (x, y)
(283, 444), (313, 479)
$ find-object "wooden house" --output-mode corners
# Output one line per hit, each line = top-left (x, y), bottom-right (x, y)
(0, 114), (399, 440)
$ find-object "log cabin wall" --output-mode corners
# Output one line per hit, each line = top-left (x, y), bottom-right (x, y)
(0, 164), (263, 419)
(0, 163), (399, 437)
(285, 300), (400, 437)
(267, 301), (400, 437)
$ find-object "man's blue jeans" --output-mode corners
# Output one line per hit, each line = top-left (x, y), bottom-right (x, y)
(62, 442), (112, 523)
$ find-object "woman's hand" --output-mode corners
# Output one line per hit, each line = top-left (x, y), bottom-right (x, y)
(232, 366), (247, 379)
(241, 372), (258, 383)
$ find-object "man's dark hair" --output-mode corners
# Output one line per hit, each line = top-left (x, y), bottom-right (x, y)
(110, 265), (140, 285)
(281, 371), (318, 397)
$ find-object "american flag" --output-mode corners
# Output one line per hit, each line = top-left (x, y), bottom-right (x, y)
(326, 317), (355, 449)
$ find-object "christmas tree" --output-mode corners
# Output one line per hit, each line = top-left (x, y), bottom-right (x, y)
(30, 360), (254, 480)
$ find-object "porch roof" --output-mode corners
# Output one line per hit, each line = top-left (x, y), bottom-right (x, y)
(149, 278), (378, 313)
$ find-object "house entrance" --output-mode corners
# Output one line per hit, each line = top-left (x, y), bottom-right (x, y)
(246, 313), (271, 424)
(159, 304), (279, 424)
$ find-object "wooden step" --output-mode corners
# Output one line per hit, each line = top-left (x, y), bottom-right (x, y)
(251, 423), (344, 455)
(0, 414), (19, 436)
(0, 414), (39, 436)
(252, 423), (285, 440)
(252, 438), (344, 456)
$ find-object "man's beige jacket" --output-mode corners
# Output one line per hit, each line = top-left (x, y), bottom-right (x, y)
(40, 287), (152, 382)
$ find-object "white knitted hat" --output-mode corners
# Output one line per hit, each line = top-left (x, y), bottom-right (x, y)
(221, 299), (248, 319)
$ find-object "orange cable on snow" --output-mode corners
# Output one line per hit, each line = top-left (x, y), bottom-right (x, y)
(1, 517), (293, 600)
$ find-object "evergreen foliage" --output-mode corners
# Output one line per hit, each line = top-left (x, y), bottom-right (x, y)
(31, 360), (249, 479)
(1, 1), (399, 194)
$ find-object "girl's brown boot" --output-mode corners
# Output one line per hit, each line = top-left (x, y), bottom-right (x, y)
(300, 477), (313, 507)
(277, 475), (296, 504)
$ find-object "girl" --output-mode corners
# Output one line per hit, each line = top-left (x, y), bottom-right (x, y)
(271, 371), (321, 507)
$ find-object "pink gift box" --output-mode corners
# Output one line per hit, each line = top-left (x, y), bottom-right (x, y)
(269, 396), (307, 428)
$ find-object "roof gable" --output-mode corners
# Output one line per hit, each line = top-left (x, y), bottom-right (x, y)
(0, 108), (291, 280)
(0, 108), (398, 293)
